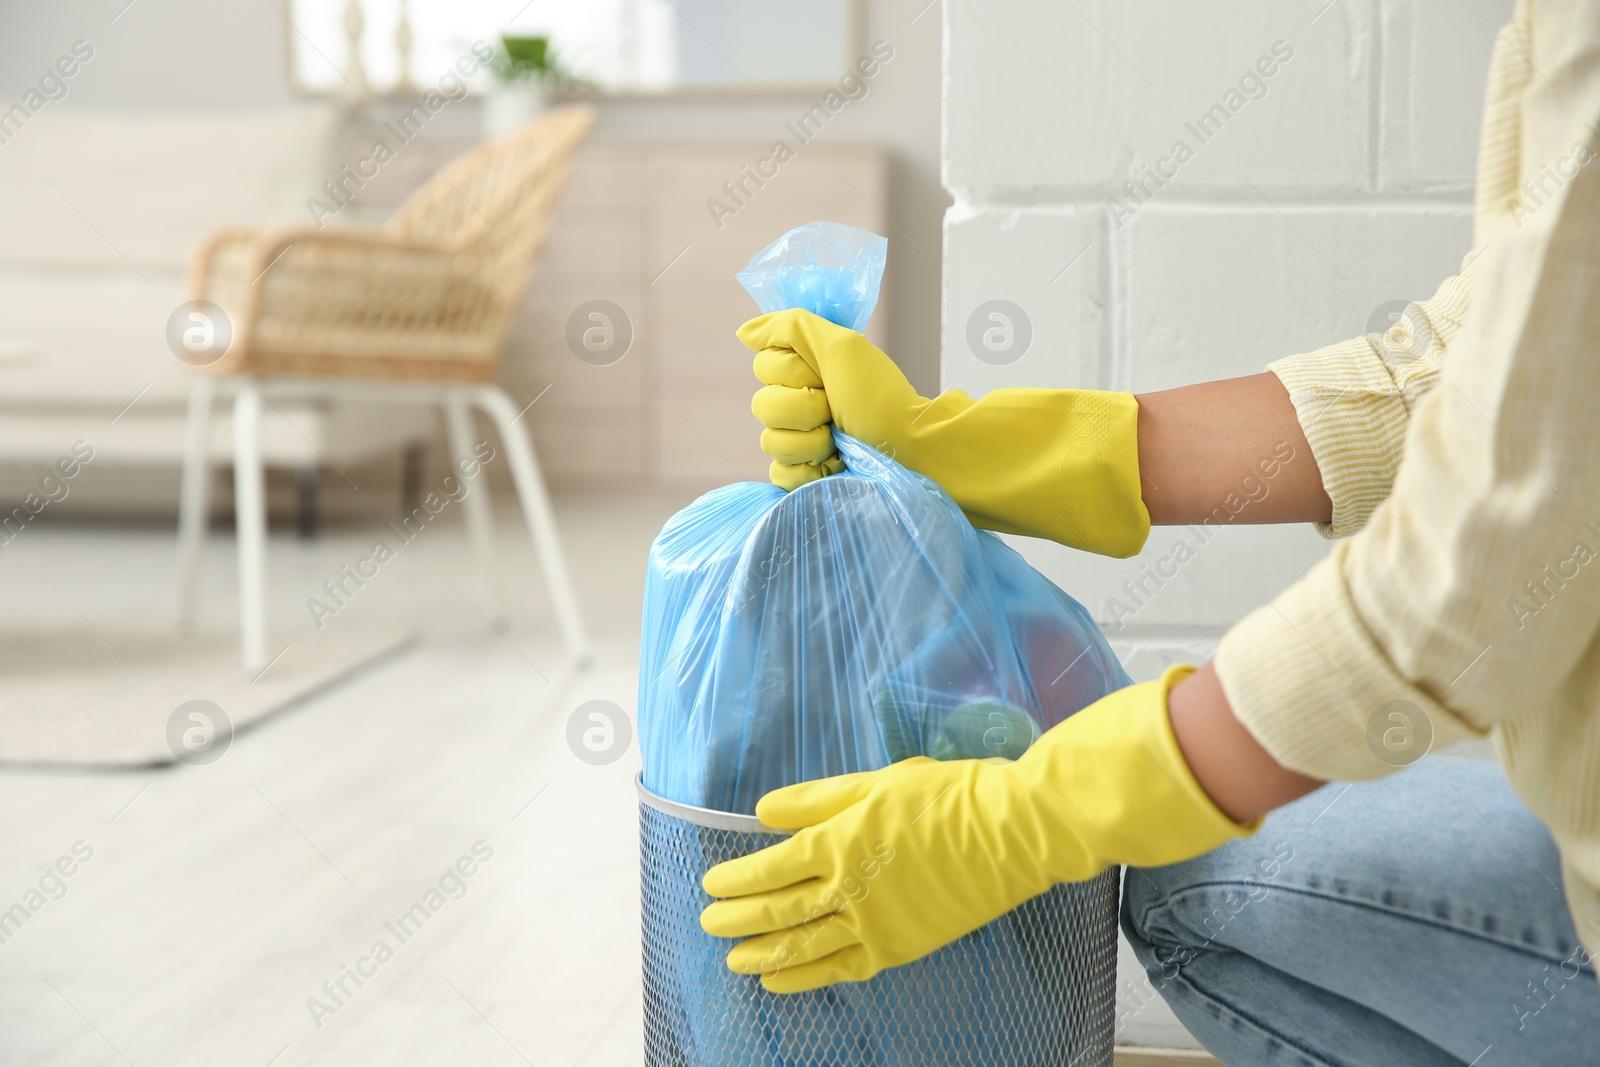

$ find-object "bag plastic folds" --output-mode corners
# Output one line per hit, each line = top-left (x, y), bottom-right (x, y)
(639, 433), (1131, 813)
(735, 219), (888, 332)
(638, 220), (1129, 813)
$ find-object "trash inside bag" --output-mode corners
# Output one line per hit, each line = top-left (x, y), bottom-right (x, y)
(735, 220), (888, 332)
(637, 432), (1130, 813)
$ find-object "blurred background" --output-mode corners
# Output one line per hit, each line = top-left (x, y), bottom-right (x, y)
(0, 1), (1504, 1064)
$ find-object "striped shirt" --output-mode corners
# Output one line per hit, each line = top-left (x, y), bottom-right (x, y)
(1214, 0), (1600, 963)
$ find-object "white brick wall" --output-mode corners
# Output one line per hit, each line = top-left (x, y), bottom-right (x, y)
(941, 0), (1511, 1049)
(942, 0), (1510, 654)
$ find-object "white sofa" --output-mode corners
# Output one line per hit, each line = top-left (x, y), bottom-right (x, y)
(0, 106), (431, 520)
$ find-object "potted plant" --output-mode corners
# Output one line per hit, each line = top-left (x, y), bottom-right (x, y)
(483, 35), (588, 137)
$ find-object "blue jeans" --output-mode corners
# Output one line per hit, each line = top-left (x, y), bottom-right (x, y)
(1121, 757), (1600, 1066)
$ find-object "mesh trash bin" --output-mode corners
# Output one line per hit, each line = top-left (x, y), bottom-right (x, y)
(639, 777), (1119, 1067)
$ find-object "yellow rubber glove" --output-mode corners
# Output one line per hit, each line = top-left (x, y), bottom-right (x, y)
(741, 308), (1150, 558)
(700, 666), (1258, 994)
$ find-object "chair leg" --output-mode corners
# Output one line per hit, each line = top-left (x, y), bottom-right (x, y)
(296, 466), (319, 540)
(399, 441), (425, 516)
(234, 384), (269, 674)
(471, 385), (590, 668)
(177, 377), (216, 634)
(443, 391), (500, 622)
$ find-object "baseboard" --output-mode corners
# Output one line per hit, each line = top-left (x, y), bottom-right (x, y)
(1114, 1047), (1221, 1066)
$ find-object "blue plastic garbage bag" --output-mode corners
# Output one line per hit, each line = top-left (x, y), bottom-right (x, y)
(633, 220), (1128, 1065)
(637, 433), (1129, 813)
(635, 436), (1129, 1065)
(642, 214), (1128, 806)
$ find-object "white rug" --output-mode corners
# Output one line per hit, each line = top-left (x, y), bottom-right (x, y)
(0, 628), (414, 767)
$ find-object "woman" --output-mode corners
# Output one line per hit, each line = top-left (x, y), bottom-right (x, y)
(699, 2), (1600, 1062)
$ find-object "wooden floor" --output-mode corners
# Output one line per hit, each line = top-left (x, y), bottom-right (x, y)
(0, 493), (1211, 1065)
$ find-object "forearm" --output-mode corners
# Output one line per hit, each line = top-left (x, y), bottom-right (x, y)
(1167, 662), (1323, 822)
(1135, 372), (1332, 527)
(1129, 375), (1332, 815)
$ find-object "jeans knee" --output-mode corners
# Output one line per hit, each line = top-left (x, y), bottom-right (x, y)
(1120, 865), (1206, 983)
(1122, 847), (1286, 979)
(1120, 867), (1165, 949)
(1122, 861), (1216, 948)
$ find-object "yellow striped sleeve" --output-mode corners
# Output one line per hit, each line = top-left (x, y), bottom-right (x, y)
(1218, 142), (1600, 779)
(1213, 543), (1483, 782)
(1218, 0), (1600, 979)
(1266, 0), (1531, 540)
(1267, 266), (1473, 538)
(1472, 7), (1533, 238)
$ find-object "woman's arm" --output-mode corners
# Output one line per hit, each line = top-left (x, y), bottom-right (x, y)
(1140, 263), (1473, 539)
(1135, 372), (1333, 527)
(1133, 373), (1335, 817)
(1168, 662), (1324, 821)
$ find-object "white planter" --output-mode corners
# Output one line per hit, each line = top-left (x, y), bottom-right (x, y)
(482, 85), (549, 138)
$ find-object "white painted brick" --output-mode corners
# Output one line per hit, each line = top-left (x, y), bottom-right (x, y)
(1002, 523), (1332, 633)
(945, 0), (1372, 193)
(939, 1), (1491, 685)
(942, 206), (1106, 394)
(1109, 636), (1226, 684)
(1379, 0), (1512, 191)
(1122, 203), (1471, 390)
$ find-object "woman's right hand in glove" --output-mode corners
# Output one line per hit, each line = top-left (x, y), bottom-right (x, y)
(740, 308), (1151, 558)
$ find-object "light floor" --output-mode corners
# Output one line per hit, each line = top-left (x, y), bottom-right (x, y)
(0, 492), (1201, 1066)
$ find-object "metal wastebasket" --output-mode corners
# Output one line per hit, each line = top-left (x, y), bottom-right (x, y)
(639, 777), (1119, 1066)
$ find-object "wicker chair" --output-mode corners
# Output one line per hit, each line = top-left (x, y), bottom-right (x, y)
(177, 106), (596, 673)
